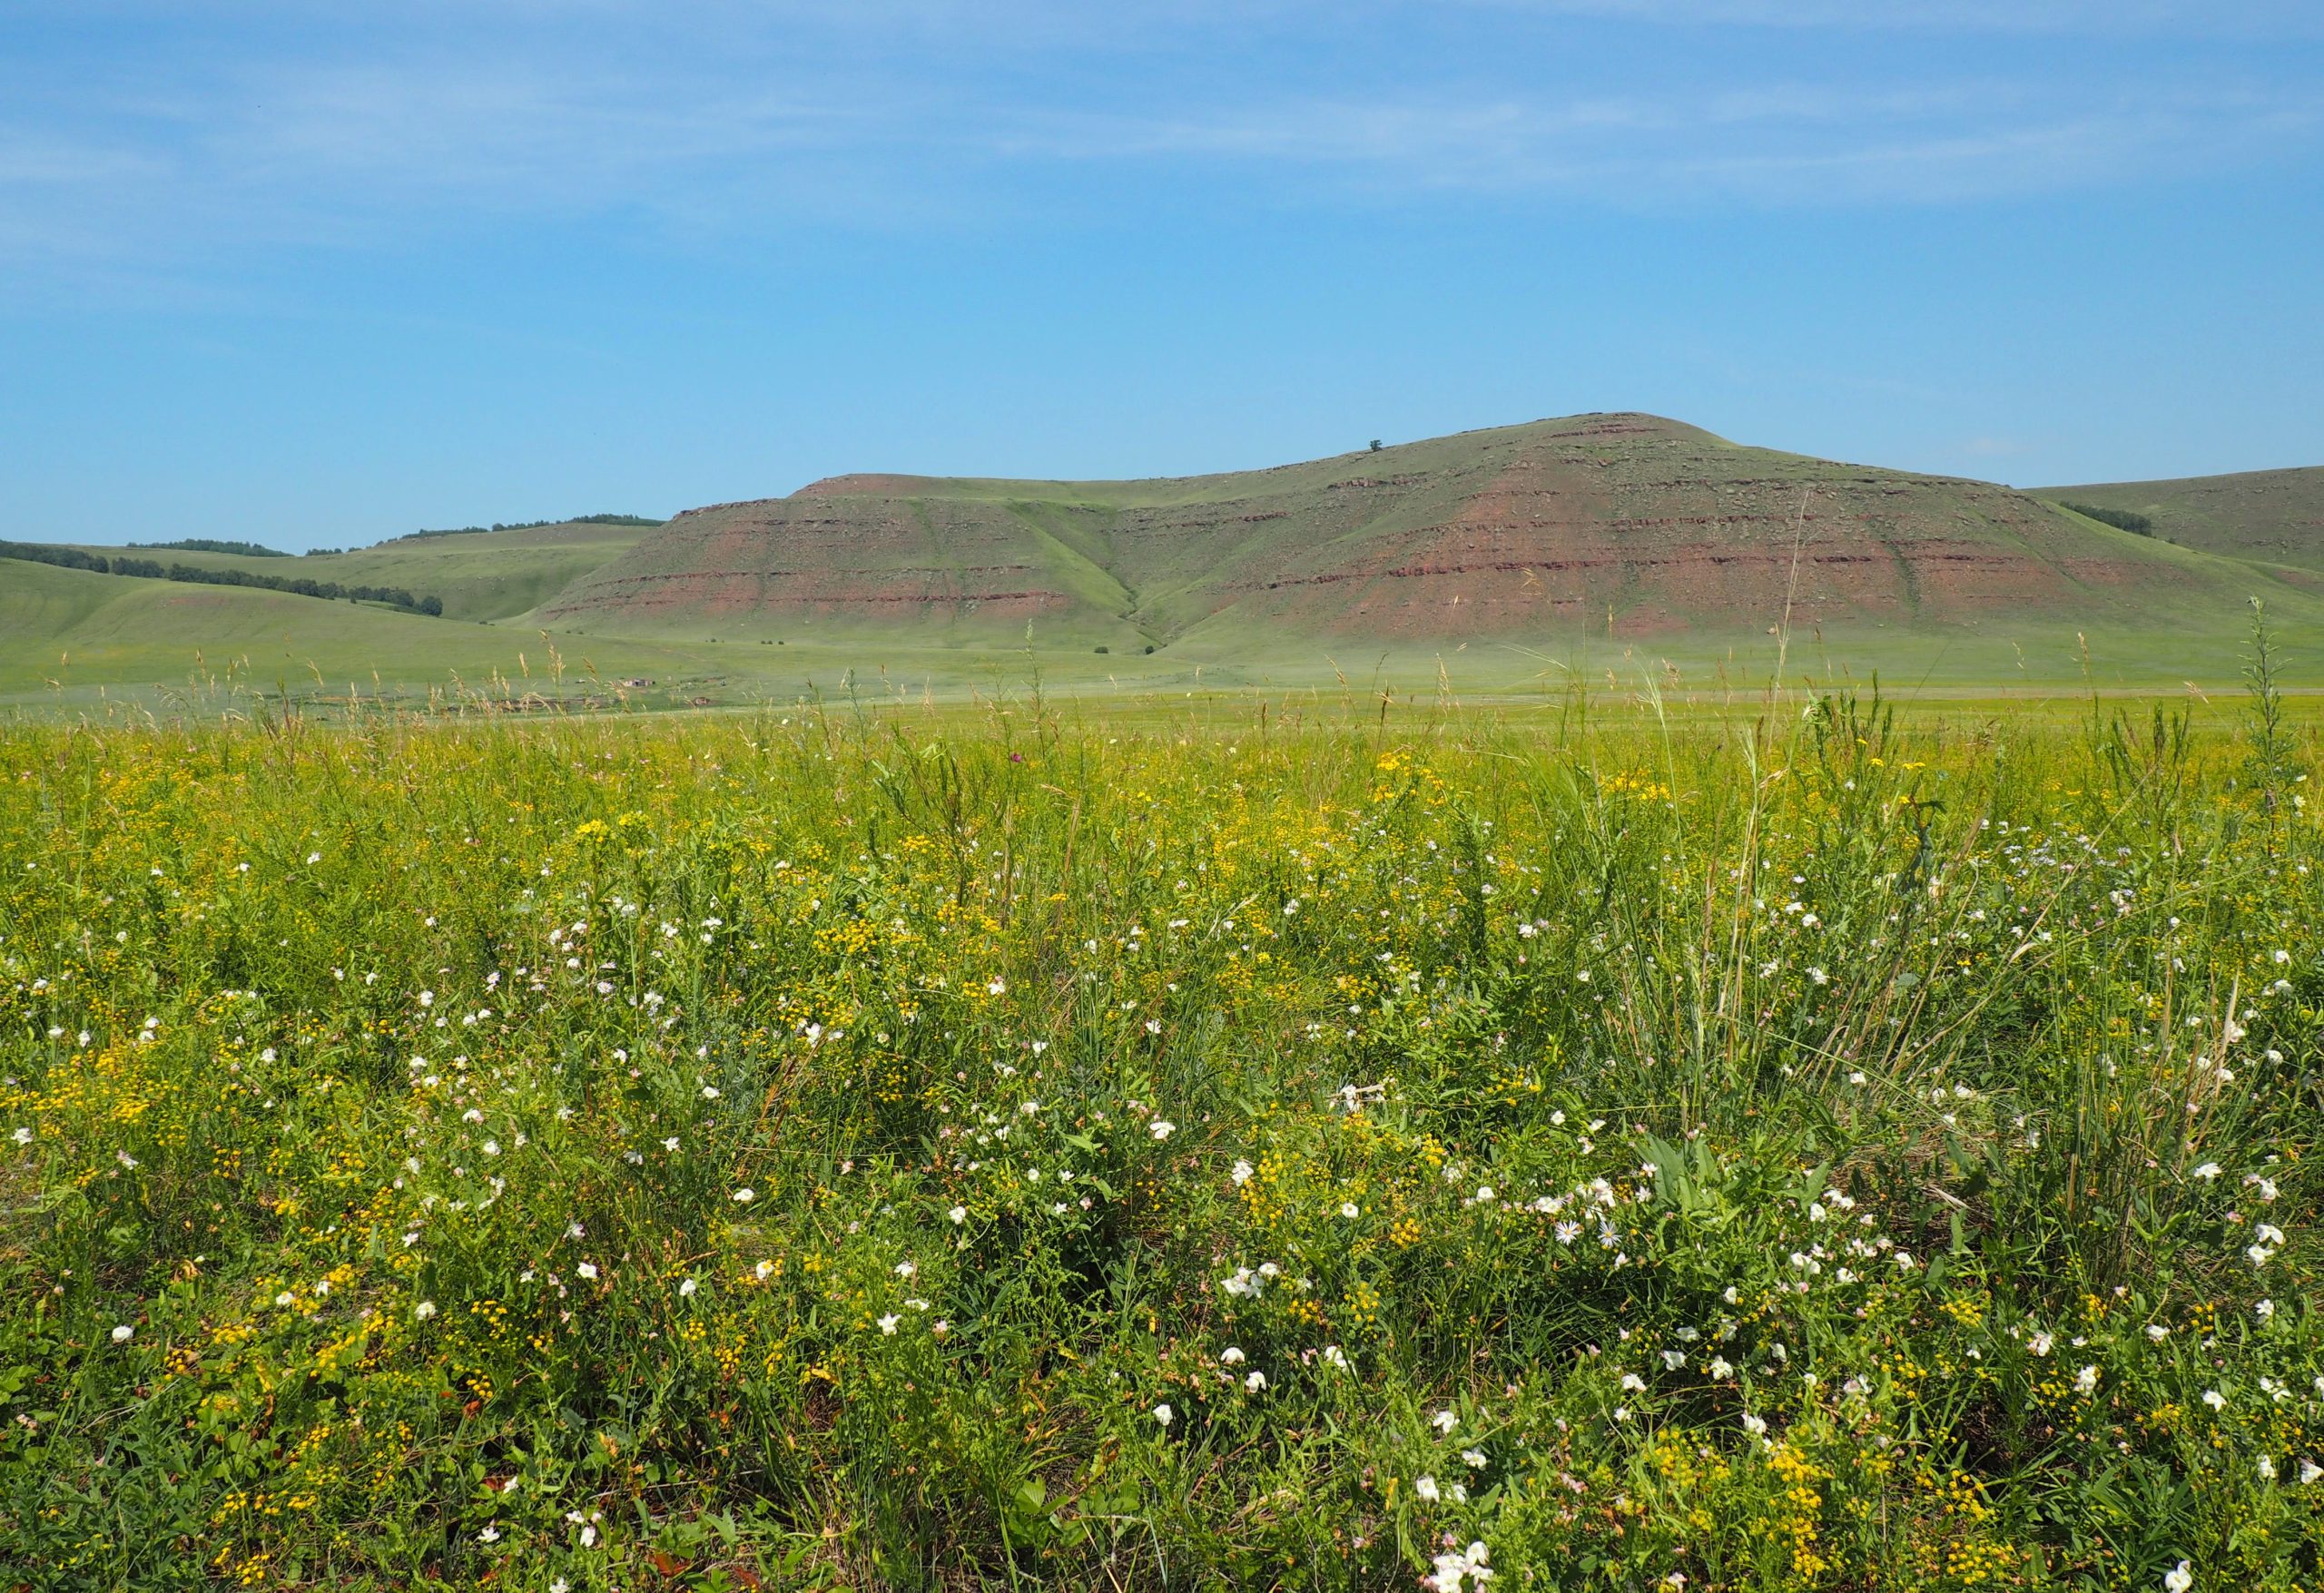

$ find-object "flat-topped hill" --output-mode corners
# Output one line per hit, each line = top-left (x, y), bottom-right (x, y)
(536, 414), (2292, 648)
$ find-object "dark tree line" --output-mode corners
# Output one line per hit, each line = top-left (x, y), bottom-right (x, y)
(126, 537), (290, 557)
(2059, 500), (2155, 536)
(0, 542), (445, 615)
(402, 513), (661, 540)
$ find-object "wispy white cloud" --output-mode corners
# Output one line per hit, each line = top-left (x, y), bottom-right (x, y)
(0, 2), (2317, 280)
(1022, 82), (2319, 203)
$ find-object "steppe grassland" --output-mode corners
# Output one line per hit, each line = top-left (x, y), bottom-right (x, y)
(3, 679), (2321, 1591)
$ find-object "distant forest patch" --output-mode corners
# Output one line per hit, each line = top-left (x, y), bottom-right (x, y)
(126, 537), (291, 557)
(396, 514), (663, 542)
(2058, 501), (2155, 536)
(0, 540), (443, 615)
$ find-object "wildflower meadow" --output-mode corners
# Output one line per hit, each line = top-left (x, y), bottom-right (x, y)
(4, 675), (2322, 1590)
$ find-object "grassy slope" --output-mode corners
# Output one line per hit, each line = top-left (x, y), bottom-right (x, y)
(2035, 467), (2324, 573)
(61, 520), (653, 624)
(11, 427), (2324, 703)
(545, 416), (2324, 670)
(0, 558), (748, 710)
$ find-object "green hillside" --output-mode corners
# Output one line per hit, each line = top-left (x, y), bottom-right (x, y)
(9, 420), (2324, 706)
(2034, 467), (2324, 575)
(541, 414), (2322, 654)
(0, 558), (736, 712)
(54, 518), (654, 624)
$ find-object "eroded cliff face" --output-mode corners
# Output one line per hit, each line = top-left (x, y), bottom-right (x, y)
(535, 413), (2238, 644)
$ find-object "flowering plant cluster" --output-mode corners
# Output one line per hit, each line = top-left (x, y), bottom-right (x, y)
(0, 690), (2319, 1589)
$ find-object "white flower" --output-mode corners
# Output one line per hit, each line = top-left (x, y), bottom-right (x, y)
(1149, 1119), (1175, 1141)
(111, 1324), (133, 1342)
(878, 1313), (900, 1335)
(1245, 1371), (1266, 1392)
(2258, 1454), (2278, 1480)
(1621, 1372), (1647, 1392)
(1709, 1356), (1735, 1380)
(1153, 1402), (1175, 1427)
(1742, 1413), (1768, 1436)
(2162, 1562), (2192, 1593)
(414, 1301), (438, 1320)
(894, 1261), (917, 1279)
(2073, 1365), (2099, 1396)
(949, 1205), (968, 1224)
(2202, 1388), (2226, 1411)
(1462, 1448), (1487, 1468)
(2029, 1332), (2053, 1357)
(1661, 1350), (1687, 1371)
(987, 978), (1006, 996)
(9, 1126), (28, 1145)
(2146, 1324), (2169, 1342)
(2192, 1163), (2222, 1181)
(1231, 1159), (1255, 1185)
(1426, 1540), (1493, 1593)
(1340, 1202), (1360, 1219)
(478, 1526), (500, 1544)
(1433, 1408), (1459, 1433)
(732, 1187), (755, 1204)
(2302, 1460), (2322, 1485)
(1220, 1346), (1246, 1365)
(1413, 1475), (1441, 1502)
(678, 1278), (698, 1298)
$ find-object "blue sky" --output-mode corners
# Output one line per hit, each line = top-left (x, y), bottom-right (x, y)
(5, 1), (2320, 550)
